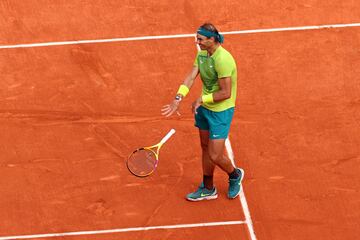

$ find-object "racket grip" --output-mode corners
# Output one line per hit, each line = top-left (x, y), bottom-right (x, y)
(160, 129), (176, 144)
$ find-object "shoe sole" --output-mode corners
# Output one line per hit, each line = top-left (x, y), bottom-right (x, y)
(228, 168), (245, 199)
(186, 194), (218, 202)
(186, 188), (218, 202)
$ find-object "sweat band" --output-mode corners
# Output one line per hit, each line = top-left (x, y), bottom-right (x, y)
(197, 27), (224, 44)
(177, 84), (189, 97)
(202, 94), (214, 103)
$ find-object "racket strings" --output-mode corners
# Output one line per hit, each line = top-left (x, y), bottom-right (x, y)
(127, 149), (157, 176)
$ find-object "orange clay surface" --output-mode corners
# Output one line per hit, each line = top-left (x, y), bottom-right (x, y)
(1, 1), (360, 240)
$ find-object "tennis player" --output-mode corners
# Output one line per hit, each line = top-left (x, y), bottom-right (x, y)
(162, 23), (244, 201)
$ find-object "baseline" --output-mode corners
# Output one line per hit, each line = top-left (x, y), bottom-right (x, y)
(1, 22), (360, 49)
(0, 221), (246, 240)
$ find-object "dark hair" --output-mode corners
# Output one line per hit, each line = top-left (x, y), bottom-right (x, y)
(200, 23), (221, 42)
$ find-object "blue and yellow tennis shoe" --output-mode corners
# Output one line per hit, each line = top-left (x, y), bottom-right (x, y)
(228, 168), (245, 199)
(186, 183), (218, 201)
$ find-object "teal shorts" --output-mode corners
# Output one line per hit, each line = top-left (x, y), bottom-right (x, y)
(195, 106), (235, 139)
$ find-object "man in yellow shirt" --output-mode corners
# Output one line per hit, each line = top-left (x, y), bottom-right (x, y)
(162, 23), (244, 201)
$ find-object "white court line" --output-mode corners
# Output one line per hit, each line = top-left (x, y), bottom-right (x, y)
(239, 188), (257, 240)
(1, 22), (360, 49)
(225, 138), (257, 240)
(0, 221), (246, 240)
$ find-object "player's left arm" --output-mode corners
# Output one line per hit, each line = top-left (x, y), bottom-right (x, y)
(212, 77), (232, 101)
(192, 76), (231, 114)
(205, 54), (234, 103)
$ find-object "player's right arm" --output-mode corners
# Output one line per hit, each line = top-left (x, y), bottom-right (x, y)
(161, 65), (199, 117)
(178, 65), (199, 96)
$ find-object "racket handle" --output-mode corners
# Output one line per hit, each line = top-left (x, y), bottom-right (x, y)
(160, 129), (176, 144)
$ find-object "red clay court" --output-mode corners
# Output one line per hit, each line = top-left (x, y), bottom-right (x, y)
(0, 1), (360, 240)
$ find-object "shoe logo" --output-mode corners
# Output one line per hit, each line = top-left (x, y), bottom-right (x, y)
(200, 193), (210, 197)
(212, 134), (220, 138)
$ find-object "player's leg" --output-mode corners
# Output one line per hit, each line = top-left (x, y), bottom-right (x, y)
(199, 129), (216, 190)
(186, 107), (217, 201)
(208, 138), (234, 174)
(208, 138), (244, 199)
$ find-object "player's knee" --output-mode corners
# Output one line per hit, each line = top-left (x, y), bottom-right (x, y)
(208, 151), (222, 163)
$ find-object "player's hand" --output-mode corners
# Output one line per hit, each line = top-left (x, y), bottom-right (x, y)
(161, 100), (181, 117)
(192, 97), (202, 114)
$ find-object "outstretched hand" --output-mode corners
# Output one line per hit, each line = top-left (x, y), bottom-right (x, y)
(161, 100), (181, 117)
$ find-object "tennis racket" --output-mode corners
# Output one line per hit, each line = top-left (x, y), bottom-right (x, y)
(126, 129), (176, 177)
